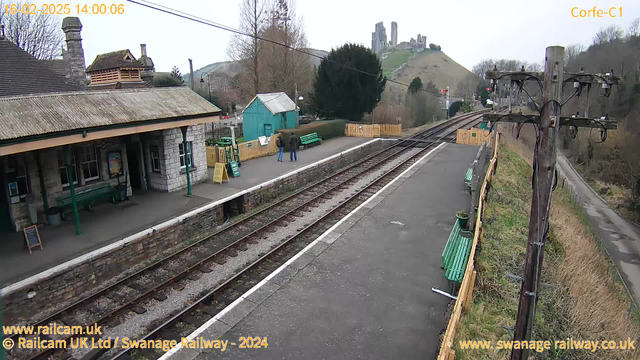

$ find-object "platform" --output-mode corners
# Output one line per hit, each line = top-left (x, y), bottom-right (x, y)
(167, 143), (480, 360)
(0, 137), (372, 287)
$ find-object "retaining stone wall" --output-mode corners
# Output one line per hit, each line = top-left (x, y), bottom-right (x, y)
(2, 204), (223, 324)
(2, 139), (392, 324)
(244, 140), (392, 211)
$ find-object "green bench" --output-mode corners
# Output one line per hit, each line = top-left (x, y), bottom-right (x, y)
(464, 167), (473, 187)
(442, 218), (473, 284)
(300, 133), (322, 147)
(56, 183), (116, 220)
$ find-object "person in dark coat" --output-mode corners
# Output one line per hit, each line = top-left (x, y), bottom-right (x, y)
(289, 132), (298, 162)
(276, 133), (284, 162)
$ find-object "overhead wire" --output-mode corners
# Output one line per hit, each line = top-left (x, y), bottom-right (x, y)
(126, 0), (447, 97)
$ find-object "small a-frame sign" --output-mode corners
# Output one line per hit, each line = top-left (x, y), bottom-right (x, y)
(23, 225), (43, 254)
(213, 162), (230, 184)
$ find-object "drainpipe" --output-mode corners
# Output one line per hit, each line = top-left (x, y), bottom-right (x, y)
(64, 145), (82, 235)
(35, 151), (49, 210)
(181, 126), (192, 196)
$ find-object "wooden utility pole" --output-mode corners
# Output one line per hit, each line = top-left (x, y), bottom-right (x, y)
(510, 46), (564, 360)
(483, 47), (620, 360)
(188, 58), (195, 90)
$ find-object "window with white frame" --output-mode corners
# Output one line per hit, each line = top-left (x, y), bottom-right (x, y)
(150, 145), (161, 173)
(79, 144), (100, 181)
(58, 149), (78, 187)
(179, 142), (193, 168)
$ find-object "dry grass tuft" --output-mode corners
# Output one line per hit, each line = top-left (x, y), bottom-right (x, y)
(454, 136), (640, 360)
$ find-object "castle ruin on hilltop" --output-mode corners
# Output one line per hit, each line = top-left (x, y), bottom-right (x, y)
(371, 21), (426, 54)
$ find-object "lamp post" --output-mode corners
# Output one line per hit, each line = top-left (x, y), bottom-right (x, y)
(296, 95), (304, 127)
(199, 72), (211, 103)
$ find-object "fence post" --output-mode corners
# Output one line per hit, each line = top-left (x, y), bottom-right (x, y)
(468, 159), (479, 230)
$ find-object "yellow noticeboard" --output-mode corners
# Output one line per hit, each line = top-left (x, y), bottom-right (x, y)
(213, 163), (229, 184)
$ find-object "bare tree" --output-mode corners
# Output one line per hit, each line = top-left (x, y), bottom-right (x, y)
(564, 43), (585, 66)
(525, 62), (543, 72)
(593, 25), (623, 45)
(227, 0), (267, 98)
(455, 73), (479, 102)
(628, 18), (640, 38)
(260, 0), (311, 97)
(0, 0), (63, 59)
(472, 59), (494, 79)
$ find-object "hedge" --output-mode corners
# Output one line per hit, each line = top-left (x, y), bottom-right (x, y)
(277, 120), (346, 150)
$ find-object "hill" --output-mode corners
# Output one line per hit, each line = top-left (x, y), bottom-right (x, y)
(381, 48), (473, 93)
(184, 48), (328, 87)
(183, 60), (242, 87)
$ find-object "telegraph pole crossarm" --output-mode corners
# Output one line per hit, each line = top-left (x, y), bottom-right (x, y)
(482, 113), (618, 130)
(480, 46), (621, 360)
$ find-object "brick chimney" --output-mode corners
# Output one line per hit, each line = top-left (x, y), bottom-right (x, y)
(139, 43), (155, 86)
(61, 17), (87, 86)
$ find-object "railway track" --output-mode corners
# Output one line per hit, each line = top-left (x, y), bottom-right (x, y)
(4, 111), (484, 360)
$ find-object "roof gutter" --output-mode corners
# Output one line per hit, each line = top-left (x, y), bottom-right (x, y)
(0, 111), (220, 148)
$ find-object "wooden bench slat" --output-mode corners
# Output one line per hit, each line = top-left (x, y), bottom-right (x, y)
(300, 132), (322, 145)
(55, 184), (116, 214)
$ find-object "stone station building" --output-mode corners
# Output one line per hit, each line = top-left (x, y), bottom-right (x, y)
(0, 88), (220, 234)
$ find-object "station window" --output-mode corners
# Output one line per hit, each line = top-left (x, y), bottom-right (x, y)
(78, 145), (100, 181)
(6, 156), (30, 200)
(58, 150), (78, 187)
(179, 142), (193, 168)
(150, 145), (161, 173)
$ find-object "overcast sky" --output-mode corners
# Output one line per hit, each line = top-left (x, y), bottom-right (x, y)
(41, 0), (640, 73)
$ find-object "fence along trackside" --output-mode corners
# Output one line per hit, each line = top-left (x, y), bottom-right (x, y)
(345, 123), (402, 137)
(438, 133), (500, 360)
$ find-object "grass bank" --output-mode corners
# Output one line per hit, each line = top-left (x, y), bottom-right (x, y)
(453, 140), (639, 360)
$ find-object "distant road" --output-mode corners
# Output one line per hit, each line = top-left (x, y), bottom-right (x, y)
(557, 155), (640, 307)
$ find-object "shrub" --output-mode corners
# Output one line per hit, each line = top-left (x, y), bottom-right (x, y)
(277, 120), (346, 150)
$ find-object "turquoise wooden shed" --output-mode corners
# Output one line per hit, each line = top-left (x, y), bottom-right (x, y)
(242, 92), (298, 141)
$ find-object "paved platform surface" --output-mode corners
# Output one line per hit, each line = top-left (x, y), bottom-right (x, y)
(0, 137), (371, 287)
(172, 143), (479, 360)
(557, 155), (640, 306)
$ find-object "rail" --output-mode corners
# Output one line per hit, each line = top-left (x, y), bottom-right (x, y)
(109, 112), (486, 360)
(5, 112), (485, 360)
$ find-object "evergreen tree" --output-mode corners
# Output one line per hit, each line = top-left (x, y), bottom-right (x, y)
(408, 77), (423, 94)
(313, 43), (386, 121)
(170, 66), (183, 81)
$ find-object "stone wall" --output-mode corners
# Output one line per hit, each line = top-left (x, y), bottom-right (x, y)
(244, 139), (391, 211)
(2, 203), (224, 324)
(162, 125), (208, 192)
(6, 138), (132, 231)
(1, 138), (392, 324)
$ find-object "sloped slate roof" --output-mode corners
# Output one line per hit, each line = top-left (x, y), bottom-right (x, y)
(86, 50), (144, 72)
(0, 87), (221, 141)
(244, 92), (297, 115)
(0, 40), (83, 97)
(41, 59), (70, 77)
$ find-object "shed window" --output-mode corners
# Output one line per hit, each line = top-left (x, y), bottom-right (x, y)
(150, 145), (161, 173)
(79, 145), (100, 181)
(58, 150), (78, 187)
(179, 142), (193, 168)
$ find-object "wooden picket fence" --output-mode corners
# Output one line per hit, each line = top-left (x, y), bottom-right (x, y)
(206, 134), (278, 167)
(344, 124), (402, 138)
(456, 128), (492, 146)
(437, 133), (500, 360)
